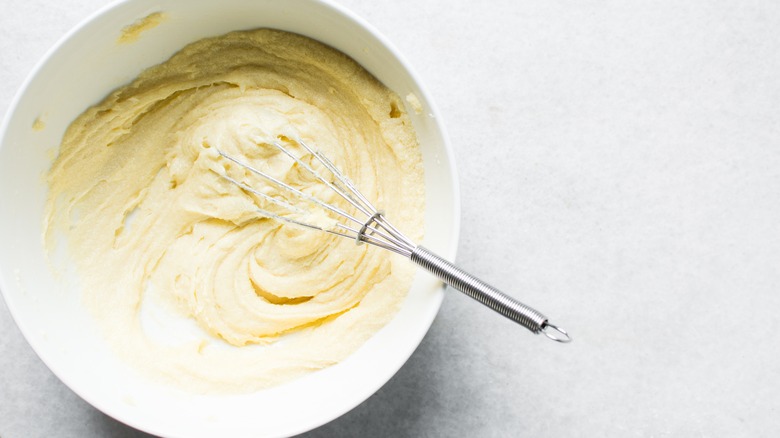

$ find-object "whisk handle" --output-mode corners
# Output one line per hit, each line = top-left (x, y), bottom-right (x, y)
(411, 246), (569, 342)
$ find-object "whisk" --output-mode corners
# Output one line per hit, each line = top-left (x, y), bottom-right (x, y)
(216, 137), (571, 343)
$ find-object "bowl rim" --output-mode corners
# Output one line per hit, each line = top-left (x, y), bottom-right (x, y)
(0, 0), (461, 436)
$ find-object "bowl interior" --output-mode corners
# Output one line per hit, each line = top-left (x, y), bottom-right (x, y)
(0, 0), (458, 436)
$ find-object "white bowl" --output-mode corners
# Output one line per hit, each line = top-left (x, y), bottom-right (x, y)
(0, 0), (459, 436)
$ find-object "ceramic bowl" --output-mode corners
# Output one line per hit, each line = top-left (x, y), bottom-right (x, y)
(0, 0), (459, 436)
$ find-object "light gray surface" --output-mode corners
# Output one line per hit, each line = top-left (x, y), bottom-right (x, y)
(2, 0), (780, 436)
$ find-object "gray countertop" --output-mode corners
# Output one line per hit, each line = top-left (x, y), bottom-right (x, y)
(2, 1), (779, 436)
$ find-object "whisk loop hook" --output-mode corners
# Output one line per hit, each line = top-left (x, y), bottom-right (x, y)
(541, 322), (572, 343)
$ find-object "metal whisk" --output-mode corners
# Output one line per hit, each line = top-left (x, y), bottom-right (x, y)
(216, 137), (571, 343)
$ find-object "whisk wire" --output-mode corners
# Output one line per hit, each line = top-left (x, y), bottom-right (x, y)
(219, 173), (305, 215)
(269, 139), (374, 219)
(217, 148), (358, 224)
(297, 138), (380, 214)
(215, 145), (414, 255)
(297, 138), (417, 250)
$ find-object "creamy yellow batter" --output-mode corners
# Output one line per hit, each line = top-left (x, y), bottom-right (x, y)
(44, 29), (424, 392)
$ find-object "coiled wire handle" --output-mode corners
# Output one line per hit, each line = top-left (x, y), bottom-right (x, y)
(411, 247), (571, 342)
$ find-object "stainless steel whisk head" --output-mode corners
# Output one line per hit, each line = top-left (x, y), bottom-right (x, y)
(215, 137), (570, 343)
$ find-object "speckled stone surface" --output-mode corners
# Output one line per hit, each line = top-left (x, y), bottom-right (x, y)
(2, 1), (779, 436)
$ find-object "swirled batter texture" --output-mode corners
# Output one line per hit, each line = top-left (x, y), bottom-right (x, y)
(44, 29), (424, 391)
